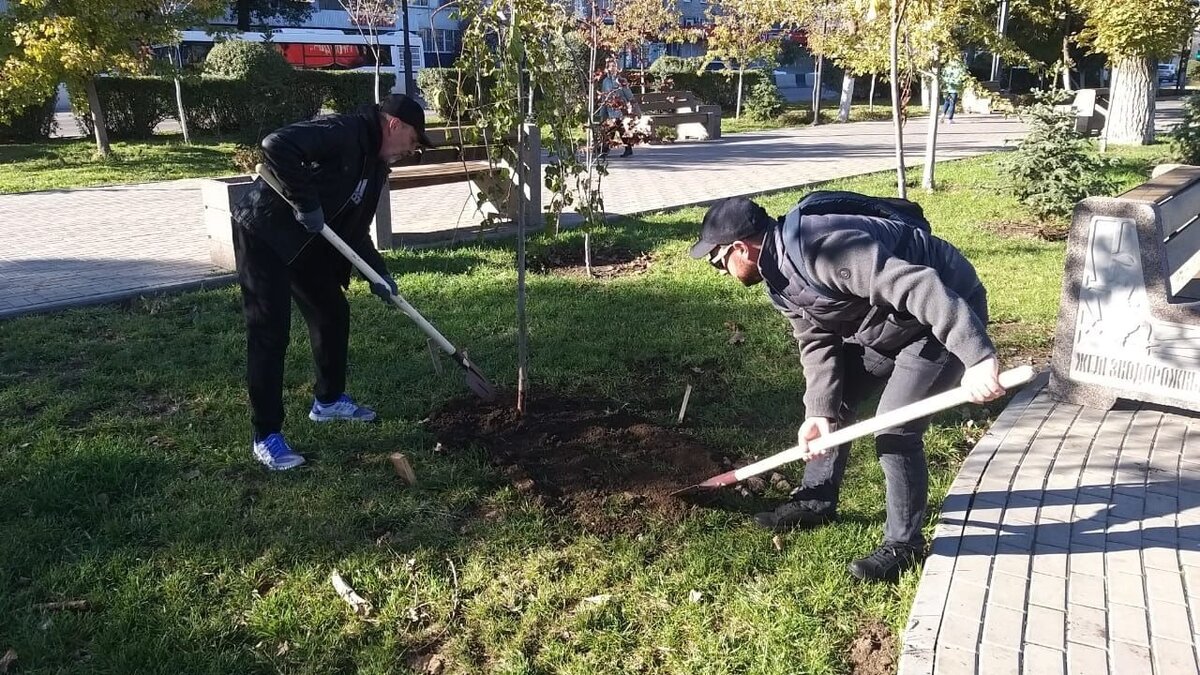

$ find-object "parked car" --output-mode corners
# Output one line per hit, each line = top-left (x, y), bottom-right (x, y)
(1159, 62), (1178, 84)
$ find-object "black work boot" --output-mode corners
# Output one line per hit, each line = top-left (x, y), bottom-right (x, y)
(847, 544), (923, 584)
(752, 500), (835, 533)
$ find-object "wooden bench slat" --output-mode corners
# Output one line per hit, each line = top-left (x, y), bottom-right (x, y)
(388, 160), (497, 189)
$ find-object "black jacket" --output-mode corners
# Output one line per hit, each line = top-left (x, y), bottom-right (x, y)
(760, 198), (994, 418)
(232, 106), (390, 284)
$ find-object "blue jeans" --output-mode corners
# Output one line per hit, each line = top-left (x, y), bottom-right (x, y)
(942, 93), (959, 120)
(794, 290), (988, 548)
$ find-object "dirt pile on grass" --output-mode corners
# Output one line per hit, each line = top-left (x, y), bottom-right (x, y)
(428, 394), (725, 534)
(848, 620), (897, 675)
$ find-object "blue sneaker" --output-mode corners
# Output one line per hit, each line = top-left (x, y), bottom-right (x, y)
(308, 394), (377, 423)
(252, 433), (306, 471)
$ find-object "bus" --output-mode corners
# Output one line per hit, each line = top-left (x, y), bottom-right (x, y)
(164, 29), (424, 93)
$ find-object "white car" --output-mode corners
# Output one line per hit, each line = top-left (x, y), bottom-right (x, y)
(1158, 63), (1177, 84)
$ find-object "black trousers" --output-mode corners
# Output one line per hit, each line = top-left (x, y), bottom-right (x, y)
(233, 225), (350, 438)
(795, 290), (989, 548)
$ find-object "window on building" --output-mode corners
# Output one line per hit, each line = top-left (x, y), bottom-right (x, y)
(435, 28), (460, 53)
(409, 0), (429, 7)
(315, 0), (344, 10)
(418, 27), (434, 49)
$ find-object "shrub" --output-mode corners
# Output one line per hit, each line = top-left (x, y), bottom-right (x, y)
(1170, 94), (1200, 164)
(0, 95), (57, 143)
(744, 78), (785, 122)
(1004, 90), (1114, 220)
(202, 40), (311, 136)
(204, 40), (294, 83)
(309, 71), (397, 113)
(71, 77), (175, 140)
(417, 68), (493, 121)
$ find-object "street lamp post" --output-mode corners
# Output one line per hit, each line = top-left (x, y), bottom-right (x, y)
(401, 0), (414, 95)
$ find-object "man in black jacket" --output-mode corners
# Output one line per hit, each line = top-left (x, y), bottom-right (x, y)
(692, 193), (1006, 583)
(231, 94), (431, 471)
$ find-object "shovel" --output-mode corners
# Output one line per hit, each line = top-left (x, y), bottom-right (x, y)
(673, 365), (1036, 497)
(255, 163), (496, 402)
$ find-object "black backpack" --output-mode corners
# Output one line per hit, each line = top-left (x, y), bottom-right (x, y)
(793, 190), (931, 233)
(786, 190), (932, 300)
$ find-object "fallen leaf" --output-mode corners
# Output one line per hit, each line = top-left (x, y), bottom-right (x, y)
(39, 617), (52, 631)
(18, 443), (30, 449)
(183, 469), (202, 481)
(746, 477), (767, 492)
(276, 641), (289, 657)
(688, 590), (704, 603)
(772, 535), (784, 551)
(727, 331), (746, 345)
(330, 571), (373, 618)
(690, 366), (704, 374)
(0, 649), (16, 673)
(581, 593), (612, 608)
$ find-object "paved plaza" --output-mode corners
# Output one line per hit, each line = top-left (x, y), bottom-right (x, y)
(0, 112), (1030, 318)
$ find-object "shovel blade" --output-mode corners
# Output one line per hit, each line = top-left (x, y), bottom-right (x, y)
(464, 365), (497, 402)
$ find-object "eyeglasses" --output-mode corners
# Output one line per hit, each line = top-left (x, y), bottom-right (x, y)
(708, 243), (735, 273)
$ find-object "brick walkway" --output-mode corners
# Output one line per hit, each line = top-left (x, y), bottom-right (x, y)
(899, 373), (1200, 675)
(0, 113), (1028, 319)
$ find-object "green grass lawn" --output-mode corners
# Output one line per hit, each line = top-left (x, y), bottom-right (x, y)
(0, 137), (242, 194)
(722, 104), (930, 135)
(0, 145), (1168, 674)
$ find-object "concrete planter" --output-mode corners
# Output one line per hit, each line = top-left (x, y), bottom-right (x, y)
(200, 175), (255, 272)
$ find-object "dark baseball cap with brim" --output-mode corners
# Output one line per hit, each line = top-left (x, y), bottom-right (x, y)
(689, 197), (773, 259)
(379, 93), (434, 148)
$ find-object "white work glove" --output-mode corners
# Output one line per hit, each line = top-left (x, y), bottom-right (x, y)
(962, 356), (1006, 403)
(798, 417), (834, 460)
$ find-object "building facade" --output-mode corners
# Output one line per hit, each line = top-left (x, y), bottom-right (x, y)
(206, 1), (463, 69)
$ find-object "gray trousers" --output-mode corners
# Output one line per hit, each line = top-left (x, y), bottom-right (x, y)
(796, 294), (987, 548)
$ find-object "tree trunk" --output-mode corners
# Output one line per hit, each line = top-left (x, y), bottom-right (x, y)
(1061, 34), (1073, 91)
(1104, 56), (1156, 146)
(372, 31), (383, 103)
(174, 74), (191, 145)
(811, 55), (823, 125)
(85, 78), (111, 157)
(889, 7), (906, 198)
(171, 45), (190, 144)
(1178, 44), (1191, 92)
(236, 0), (251, 31)
(838, 72), (854, 122)
(736, 67), (744, 119)
(869, 74), (876, 111)
(922, 72), (940, 191)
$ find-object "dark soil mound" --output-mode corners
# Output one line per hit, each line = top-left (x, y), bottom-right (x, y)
(428, 394), (726, 533)
(529, 245), (653, 279)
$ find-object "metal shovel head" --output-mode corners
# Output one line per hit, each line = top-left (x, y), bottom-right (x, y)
(464, 365), (497, 402)
(669, 469), (738, 498)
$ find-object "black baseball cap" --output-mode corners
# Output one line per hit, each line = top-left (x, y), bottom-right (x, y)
(379, 93), (433, 148)
(689, 197), (773, 259)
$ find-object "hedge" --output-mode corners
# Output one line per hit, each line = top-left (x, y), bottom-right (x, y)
(71, 77), (176, 140)
(0, 95), (57, 143)
(68, 71), (395, 141)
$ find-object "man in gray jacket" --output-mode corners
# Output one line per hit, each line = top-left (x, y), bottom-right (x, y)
(691, 193), (1005, 583)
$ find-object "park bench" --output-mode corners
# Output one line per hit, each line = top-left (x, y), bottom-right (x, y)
(202, 124), (542, 266)
(634, 90), (722, 141)
(1053, 88), (1108, 136)
(1049, 163), (1200, 410)
(372, 125), (542, 248)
